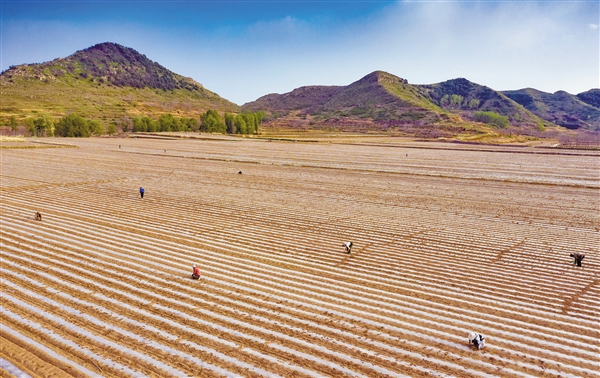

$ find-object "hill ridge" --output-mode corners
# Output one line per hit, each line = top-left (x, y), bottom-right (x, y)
(503, 88), (600, 130)
(1, 42), (240, 123)
(2, 42), (599, 135)
(244, 71), (555, 132)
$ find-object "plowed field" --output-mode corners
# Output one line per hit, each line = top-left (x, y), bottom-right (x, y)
(1, 136), (598, 378)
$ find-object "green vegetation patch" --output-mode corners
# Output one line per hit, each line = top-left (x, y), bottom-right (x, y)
(473, 111), (509, 128)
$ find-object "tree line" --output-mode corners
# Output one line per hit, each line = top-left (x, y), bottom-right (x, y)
(127, 114), (199, 133)
(210, 110), (265, 135)
(5, 109), (264, 137)
(126, 110), (264, 134)
(6, 114), (115, 137)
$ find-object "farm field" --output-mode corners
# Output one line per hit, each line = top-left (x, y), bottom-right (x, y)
(1, 136), (599, 378)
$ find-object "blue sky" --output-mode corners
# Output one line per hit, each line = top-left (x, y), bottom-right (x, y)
(2, 0), (598, 105)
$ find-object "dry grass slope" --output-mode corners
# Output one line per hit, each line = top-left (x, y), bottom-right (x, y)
(0, 42), (240, 125)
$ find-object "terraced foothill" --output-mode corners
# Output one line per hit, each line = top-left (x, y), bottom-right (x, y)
(1, 136), (598, 378)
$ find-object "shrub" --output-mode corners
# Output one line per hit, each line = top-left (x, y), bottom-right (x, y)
(54, 114), (91, 137)
(88, 120), (104, 135)
(28, 116), (53, 137)
(537, 121), (546, 132)
(473, 111), (508, 128)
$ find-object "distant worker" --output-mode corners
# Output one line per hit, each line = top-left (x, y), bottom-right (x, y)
(342, 242), (353, 254)
(191, 265), (201, 280)
(119, 145), (121, 149)
(238, 171), (243, 174)
(34, 212), (42, 221)
(570, 253), (585, 267)
(468, 332), (485, 349)
(139, 187), (145, 199)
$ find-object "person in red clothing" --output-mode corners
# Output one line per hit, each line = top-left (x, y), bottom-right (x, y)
(191, 264), (201, 280)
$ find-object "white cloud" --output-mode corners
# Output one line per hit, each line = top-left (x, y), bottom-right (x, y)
(588, 23), (599, 30)
(198, 1), (600, 102)
(322, 1), (599, 93)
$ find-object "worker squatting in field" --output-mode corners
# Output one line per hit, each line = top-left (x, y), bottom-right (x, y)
(34, 212), (42, 221)
(570, 253), (585, 267)
(191, 265), (201, 280)
(468, 332), (485, 349)
(343, 242), (353, 254)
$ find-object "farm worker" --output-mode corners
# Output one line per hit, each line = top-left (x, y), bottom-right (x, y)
(191, 265), (201, 280)
(35, 212), (42, 221)
(139, 187), (145, 199)
(342, 242), (353, 254)
(570, 253), (585, 267)
(468, 332), (485, 349)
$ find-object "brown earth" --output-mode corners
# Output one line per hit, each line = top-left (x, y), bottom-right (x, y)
(1, 135), (598, 378)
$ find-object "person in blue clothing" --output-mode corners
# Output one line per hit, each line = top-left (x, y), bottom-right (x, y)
(139, 187), (145, 199)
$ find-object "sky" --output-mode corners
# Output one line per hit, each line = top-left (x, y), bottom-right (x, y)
(1, 0), (598, 105)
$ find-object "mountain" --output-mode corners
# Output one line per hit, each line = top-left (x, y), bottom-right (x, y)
(1, 42), (239, 123)
(245, 71), (448, 124)
(243, 85), (342, 114)
(416, 78), (549, 128)
(244, 72), (552, 133)
(502, 88), (600, 131)
(3, 43), (596, 137)
(576, 89), (600, 109)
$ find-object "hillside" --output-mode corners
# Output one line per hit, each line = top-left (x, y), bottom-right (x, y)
(246, 71), (444, 124)
(3, 43), (596, 139)
(243, 72), (563, 138)
(0, 42), (239, 124)
(317, 71), (446, 123)
(503, 88), (600, 131)
(243, 85), (343, 114)
(415, 78), (554, 129)
(576, 89), (600, 109)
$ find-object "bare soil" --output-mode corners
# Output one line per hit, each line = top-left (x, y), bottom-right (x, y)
(1, 136), (598, 378)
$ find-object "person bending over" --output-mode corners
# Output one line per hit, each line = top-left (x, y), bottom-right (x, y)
(468, 332), (485, 349)
(342, 242), (353, 254)
(191, 265), (201, 280)
(570, 253), (585, 267)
